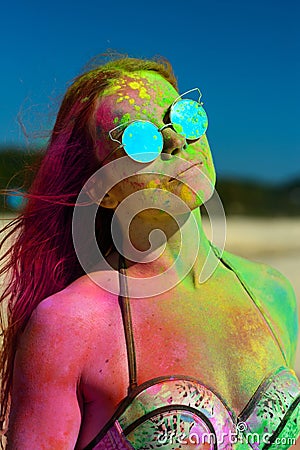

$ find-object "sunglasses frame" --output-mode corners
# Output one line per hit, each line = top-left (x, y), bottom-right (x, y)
(102, 88), (205, 165)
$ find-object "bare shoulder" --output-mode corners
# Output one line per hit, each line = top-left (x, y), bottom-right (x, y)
(37, 274), (115, 321)
(217, 247), (298, 367)
(19, 274), (119, 377)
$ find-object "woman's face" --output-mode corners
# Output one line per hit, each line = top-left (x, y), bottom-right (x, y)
(93, 71), (216, 212)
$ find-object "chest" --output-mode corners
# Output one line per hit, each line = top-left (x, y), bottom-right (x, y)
(82, 266), (286, 417)
(127, 271), (286, 413)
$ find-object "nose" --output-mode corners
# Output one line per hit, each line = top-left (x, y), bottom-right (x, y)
(161, 128), (187, 156)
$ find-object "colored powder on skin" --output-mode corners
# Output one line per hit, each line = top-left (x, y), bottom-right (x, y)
(134, 105), (141, 111)
(113, 117), (119, 124)
(180, 184), (194, 203)
(139, 87), (150, 100)
(142, 111), (156, 123)
(127, 75), (148, 87)
(128, 81), (141, 90)
(137, 71), (176, 107)
(120, 113), (131, 125)
(173, 123), (184, 134)
(127, 80), (151, 100)
(129, 99), (135, 105)
(158, 97), (173, 108)
(155, 89), (175, 108)
(146, 180), (159, 189)
(103, 83), (122, 96)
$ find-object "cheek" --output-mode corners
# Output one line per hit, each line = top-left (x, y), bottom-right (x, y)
(111, 176), (151, 200)
(94, 136), (111, 159)
(174, 174), (213, 208)
(193, 137), (216, 182)
(113, 175), (170, 211)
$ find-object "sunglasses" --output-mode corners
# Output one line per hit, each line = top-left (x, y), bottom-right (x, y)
(105, 88), (208, 164)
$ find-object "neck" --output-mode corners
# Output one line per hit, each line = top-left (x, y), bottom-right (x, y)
(114, 206), (214, 288)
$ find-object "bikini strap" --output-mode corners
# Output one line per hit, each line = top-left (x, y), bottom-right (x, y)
(118, 253), (138, 394)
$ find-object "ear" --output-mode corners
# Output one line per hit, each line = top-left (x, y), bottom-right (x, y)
(86, 184), (119, 209)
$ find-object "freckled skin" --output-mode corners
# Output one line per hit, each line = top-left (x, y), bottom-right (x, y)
(8, 71), (299, 449)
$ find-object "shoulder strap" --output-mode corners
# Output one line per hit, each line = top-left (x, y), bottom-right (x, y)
(118, 253), (138, 394)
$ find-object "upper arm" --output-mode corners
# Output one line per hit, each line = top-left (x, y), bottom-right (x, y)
(7, 299), (87, 449)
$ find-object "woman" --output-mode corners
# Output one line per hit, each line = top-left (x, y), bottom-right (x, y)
(0, 55), (299, 449)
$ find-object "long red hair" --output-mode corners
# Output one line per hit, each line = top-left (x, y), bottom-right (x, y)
(0, 54), (178, 445)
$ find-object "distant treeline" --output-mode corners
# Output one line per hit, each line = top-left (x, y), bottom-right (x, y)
(0, 147), (299, 216)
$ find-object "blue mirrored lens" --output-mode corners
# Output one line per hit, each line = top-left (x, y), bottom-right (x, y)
(122, 121), (163, 163)
(170, 99), (208, 140)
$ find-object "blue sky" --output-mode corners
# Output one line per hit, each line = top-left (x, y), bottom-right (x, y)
(1, 0), (299, 182)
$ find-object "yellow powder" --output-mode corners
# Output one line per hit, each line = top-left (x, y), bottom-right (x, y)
(128, 81), (141, 90)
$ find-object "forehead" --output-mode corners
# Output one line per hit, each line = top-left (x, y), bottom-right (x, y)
(95, 71), (179, 132)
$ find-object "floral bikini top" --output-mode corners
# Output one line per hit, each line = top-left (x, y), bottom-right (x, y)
(83, 247), (300, 450)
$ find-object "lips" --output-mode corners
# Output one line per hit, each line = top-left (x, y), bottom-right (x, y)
(168, 162), (203, 182)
